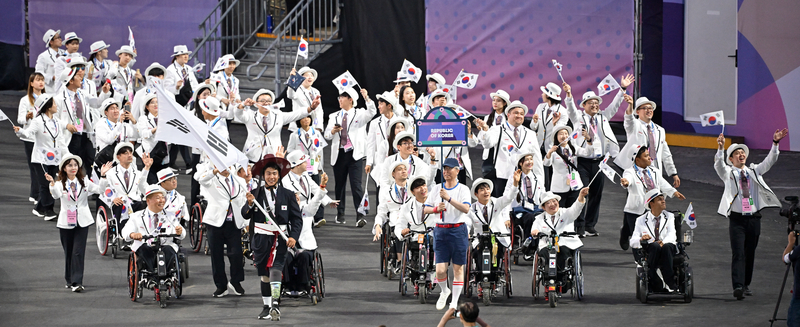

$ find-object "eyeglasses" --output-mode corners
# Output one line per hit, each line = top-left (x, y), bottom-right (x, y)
(638, 106), (654, 112)
(256, 99), (270, 104)
(584, 101), (599, 106)
(399, 141), (414, 146)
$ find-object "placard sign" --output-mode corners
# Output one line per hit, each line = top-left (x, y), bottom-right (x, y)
(415, 106), (468, 148)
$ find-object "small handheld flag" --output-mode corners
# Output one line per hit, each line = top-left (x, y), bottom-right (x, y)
(400, 59), (422, 83)
(440, 85), (458, 103)
(0, 108), (15, 127)
(193, 63), (206, 73)
(286, 74), (304, 91)
(332, 71), (359, 93)
(699, 110), (725, 134)
(128, 26), (136, 51)
(453, 70), (478, 89)
(357, 192), (370, 216)
(297, 37), (309, 59)
(684, 202), (697, 229)
(552, 59), (565, 82)
(597, 74), (621, 96)
(598, 153), (619, 183)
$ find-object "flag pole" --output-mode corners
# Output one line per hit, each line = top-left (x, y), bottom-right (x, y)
(586, 168), (604, 187)
(293, 53), (299, 70)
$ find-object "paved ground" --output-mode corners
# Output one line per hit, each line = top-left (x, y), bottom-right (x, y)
(0, 90), (798, 326)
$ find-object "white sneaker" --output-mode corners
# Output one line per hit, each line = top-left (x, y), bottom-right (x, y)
(32, 209), (44, 218)
(436, 288), (451, 310)
(28, 197), (35, 203)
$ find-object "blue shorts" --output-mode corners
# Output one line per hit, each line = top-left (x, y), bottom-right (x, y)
(434, 224), (468, 266)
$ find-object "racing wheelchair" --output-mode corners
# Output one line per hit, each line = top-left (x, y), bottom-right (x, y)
(635, 211), (694, 304)
(281, 249), (326, 305)
(127, 231), (188, 308)
(464, 227), (513, 306)
(531, 230), (584, 308)
(398, 227), (435, 303)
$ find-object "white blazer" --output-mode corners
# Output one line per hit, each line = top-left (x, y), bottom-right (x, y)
(196, 169), (248, 228)
(234, 106), (309, 162)
(531, 200), (585, 250)
(50, 176), (109, 229)
(621, 165), (677, 215)
(287, 127), (326, 174)
(287, 85), (324, 132)
(365, 115), (393, 182)
(110, 63), (139, 104)
(282, 172), (332, 250)
(323, 102), (377, 165)
(165, 62), (200, 95)
(122, 208), (187, 252)
(468, 181), (518, 247)
(564, 90), (624, 157)
(394, 198), (437, 239)
(477, 123), (542, 181)
(714, 144), (781, 216)
(510, 170), (545, 210)
(107, 164), (148, 203)
(212, 71), (241, 112)
(480, 111), (507, 160)
(530, 103), (569, 149)
(630, 211), (677, 249)
(17, 96), (37, 142)
(616, 113), (677, 176)
(136, 113), (162, 154)
(56, 87), (107, 143)
(543, 142), (600, 193)
(381, 154), (435, 187)
(373, 181), (414, 235)
(89, 58), (113, 90)
(15, 114), (70, 165)
(35, 48), (64, 93)
(95, 118), (138, 151)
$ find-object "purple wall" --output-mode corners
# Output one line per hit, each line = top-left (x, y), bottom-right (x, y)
(425, 0), (634, 119)
(29, 0), (217, 70)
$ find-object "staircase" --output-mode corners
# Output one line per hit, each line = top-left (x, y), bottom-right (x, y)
(190, 0), (341, 98)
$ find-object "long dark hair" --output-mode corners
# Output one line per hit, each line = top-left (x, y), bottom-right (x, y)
(552, 129), (576, 155)
(143, 98), (157, 116)
(59, 158), (86, 190)
(36, 98), (55, 117)
(193, 88), (212, 121)
(27, 72), (44, 106)
(398, 85), (415, 117)
(386, 121), (406, 156)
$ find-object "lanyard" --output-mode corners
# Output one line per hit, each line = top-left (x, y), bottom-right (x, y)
(473, 201), (494, 225)
(210, 117), (222, 127)
(41, 115), (59, 147)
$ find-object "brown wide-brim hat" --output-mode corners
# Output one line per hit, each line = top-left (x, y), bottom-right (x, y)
(252, 154), (291, 179)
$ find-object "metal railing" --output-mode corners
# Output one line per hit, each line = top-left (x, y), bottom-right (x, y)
(245, 0), (342, 95)
(191, 0), (286, 78)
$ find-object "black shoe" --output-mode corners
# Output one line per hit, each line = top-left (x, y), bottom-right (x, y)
(228, 282), (245, 296)
(213, 287), (229, 297)
(585, 228), (599, 237)
(744, 286), (752, 296)
(258, 306), (271, 319)
(32, 208), (45, 218)
(734, 287), (745, 300)
(356, 215), (367, 228)
(44, 209), (58, 221)
(269, 304), (281, 321)
(619, 227), (630, 250)
(335, 215), (345, 224)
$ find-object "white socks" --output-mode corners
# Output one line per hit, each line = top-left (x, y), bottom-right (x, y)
(263, 296), (272, 307)
(450, 281), (464, 309)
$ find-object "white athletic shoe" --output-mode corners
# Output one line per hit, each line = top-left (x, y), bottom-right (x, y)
(436, 288), (451, 310)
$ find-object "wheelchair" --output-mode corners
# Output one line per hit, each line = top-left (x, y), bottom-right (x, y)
(510, 206), (543, 265)
(127, 231), (187, 308)
(464, 227), (513, 306)
(281, 249), (326, 305)
(398, 227), (435, 304)
(531, 231), (584, 308)
(379, 222), (401, 280)
(635, 211), (694, 304)
(95, 199), (132, 259)
(188, 196), (209, 254)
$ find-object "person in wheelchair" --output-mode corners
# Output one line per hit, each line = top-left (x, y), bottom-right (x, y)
(373, 161), (414, 275)
(281, 150), (337, 296)
(530, 188), (589, 282)
(468, 173), (520, 280)
(141, 166), (189, 228)
(630, 189), (679, 293)
(106, 142), (149, 233)
(122, 185), (186, 286)
(510, 152), (545, 259)
(394, 176), (437, 273)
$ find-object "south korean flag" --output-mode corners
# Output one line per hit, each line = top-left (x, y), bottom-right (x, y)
(400, 59), (422, 83)
(453, 70), (478, 89)
(596, 74), (621, 96)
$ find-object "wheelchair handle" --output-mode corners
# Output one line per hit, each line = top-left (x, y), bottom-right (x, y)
(141, 233), (180, 240)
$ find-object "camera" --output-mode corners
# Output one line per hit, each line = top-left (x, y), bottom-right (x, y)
(780, 196), (800, 221)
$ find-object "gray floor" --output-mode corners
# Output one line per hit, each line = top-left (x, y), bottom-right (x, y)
(0, 90), (798, 326)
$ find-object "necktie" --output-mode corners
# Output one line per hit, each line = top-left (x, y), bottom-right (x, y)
(642, 169), (656, 191)
(151, 214), (158, 230)
(483, 205), (489, 222)
(227, 77), (232, 91)
(546, 107), (553, 120)
(341, 112), (350, 145)
(647, 124), (657, 161)
(654, 215), (661, 241)
(514, 127), (520, 144)
(495, 115), (502, 126)
(525, 175), (533, 200)
(400, 186), (406, 201)
(588, 116), (597, 141)
(70, 182), (78, 200)
(182, 67), (187, 80)
(227, 176), (235, 195)
(300, 178), (307, 194)
(262, 115), (269, 132)
(562, 147), (570, 157)
(74, 93), (84, 124)
(305, 131), (310, 143)
(385, 119), (390, 131)
(124, 170), (130, 189)
(740, 170), (751, 198)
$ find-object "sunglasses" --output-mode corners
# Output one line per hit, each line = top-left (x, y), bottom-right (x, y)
(75, 66), (86, 71)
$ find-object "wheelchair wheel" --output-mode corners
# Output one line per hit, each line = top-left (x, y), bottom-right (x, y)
(531, 251), (540, 299)
(419, 281), (428, 304)
(399, 242), (408, 296)
(96, 206), (110, 256)
(380, 232), (387, 276)
(464, 246), (472, 297)
(574, 250), (584, 301)
(189, 203), (204, 253)
(684, 267), (693, 303)
(315, 251), (325, 298)
(638, 263), (649, 304)
(548, 291), (557, 307)
(504, 250), (513, 298)
(180, 251), (189, 281)
(173, 256), (183, 299)
(127, 253), (139, 302)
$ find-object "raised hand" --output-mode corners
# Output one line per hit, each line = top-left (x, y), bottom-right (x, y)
(717, 133), (725, 150)
(774, 128), (789, 143)
(513, 169), (522, 186)
(100, 162), (113, 176)
(620, 74), (635, 89)
(275, 146), (286, 158)
(552, 112), (561, 124)
(142, 153), (153, 169)
(532, 113), (540, 124)
(44, 172), (55, 185)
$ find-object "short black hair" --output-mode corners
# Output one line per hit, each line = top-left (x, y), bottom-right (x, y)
(116, 147), (132, 156)
(410, 178), (426, 192)
(264, 162), (281, 174)
(148, 68), (164, 77)
(65, 39), (80, 45)
(378, 98), (393, 108)
(459, 301), (479, 323)
(636, 145), (649, 159)
(474, 182), (491, 194)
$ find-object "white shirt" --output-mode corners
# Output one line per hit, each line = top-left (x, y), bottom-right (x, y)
(425, 182), (471, 224)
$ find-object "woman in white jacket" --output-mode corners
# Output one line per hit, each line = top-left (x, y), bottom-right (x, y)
(136, 93), (167, 184)
(543, 126), (600, 208)
(18, 72), (46, 204)
(14, 93), (70, 220)
(45, 154), (112, 292)
(288, 66), (323, 132)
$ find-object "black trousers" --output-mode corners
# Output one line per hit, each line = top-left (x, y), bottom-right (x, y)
(284, 249), (314, 291)
(729, 212), (761, 289)
(576, 157), (604, 232)
(644, 243), (678, 290)
(621, 211), (644, 241)
(538, 246), (573, 277)
(190, 154), (201, 206)
(168, 144), (193, 169)
(206, 219), (244, 289)
(135, 244), (177, 272)
(491, 178), (508, 198)
(310, 173), (324, 222)
(24, 141), (39, 199)
(33, 164), (58, 212)
(332, 149), (364, 217)
(60, 226), (89, 286)
(67, 133), (96, 175)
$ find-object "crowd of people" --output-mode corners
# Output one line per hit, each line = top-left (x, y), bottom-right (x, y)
(12, 28), (792, 322)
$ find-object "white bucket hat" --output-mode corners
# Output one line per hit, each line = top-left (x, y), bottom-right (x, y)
(540, 82), (562, 101)
(59, 67), (78, 87)
(157, 168), (177, 184)
(115, 45), (136, 58)
(199, 97), (222, 116)
(426, 73), (445, 86)
(580, 91), (603, 107)
(144, 185), (167, 198)
(171, 45), (192, 57)
(726, 144), (750, 164)
(471, 178), (494, 200)
(253, 89), (276, 103)
(341, 87), (359, 102)
(213, 54), (240, 72)
(634, 97), (657, 111)
(616, 143), (646, 170)
(393, 131), (416, 150)
(63, 32), (82, 44)
(504, 100), (528, 116)
(644, 189), (664, 209)
(430, 88), (451, 103)
(490, 90), (511, 107)
(58, 153), (82, 171)
(65, 55), (87, 69)
(89, 41), (110, 54)
(394, 72), (413, 84)
(43, 29), (60, 45)
(190, 83), (216, 104)
(144, 62), (167, 78)
(286, 150), (309, 168)
(100, 98), (121, 112)
(114, 141), (135, 159)
(376, 91), (402, 113)
(552, 125), (574, 144)
(387, 161), (410, 177)
(34, 93), (55, 112)
(540, 191), (562, 205)
(297, 66), (318, 80)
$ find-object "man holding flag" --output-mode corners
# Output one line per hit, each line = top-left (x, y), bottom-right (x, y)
(629, 189), (680, 293)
